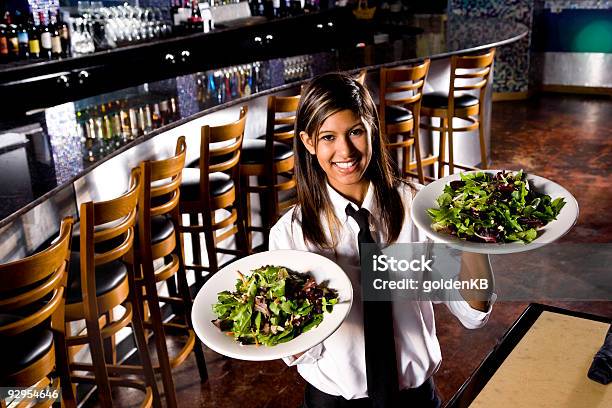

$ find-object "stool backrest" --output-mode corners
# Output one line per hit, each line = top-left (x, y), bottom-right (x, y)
(0, 217), (73, 337)
(449, 49), (496, 112)
(142, 136), (187, 218)
(198, 106), (248, 201)
(79, 167), (141, 292)
(379, 59), (430, 131)
(138, 137), (186, 278)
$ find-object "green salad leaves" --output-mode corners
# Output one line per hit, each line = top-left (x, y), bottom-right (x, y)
(212, 265), (339, 346)
(427, 170), (566, 243)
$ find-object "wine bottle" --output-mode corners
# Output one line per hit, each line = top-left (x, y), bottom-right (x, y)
(0, 24), (8, 63)
(38, 11), (52, 59)
(49, 10), (61, 59)
(17, 12), (29, 59)
(57, 11), (70, 58)
(188, 0), (204, 33)
(27, 14), (40, 59)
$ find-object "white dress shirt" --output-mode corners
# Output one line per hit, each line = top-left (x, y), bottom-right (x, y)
(268, 181), (493, 400)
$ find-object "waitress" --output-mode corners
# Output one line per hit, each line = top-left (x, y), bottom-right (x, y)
(269, 73), (495, 408)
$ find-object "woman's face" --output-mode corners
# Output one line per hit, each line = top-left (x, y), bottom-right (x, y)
(300, 109), (373, 203)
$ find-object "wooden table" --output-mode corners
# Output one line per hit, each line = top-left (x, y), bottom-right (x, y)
(447, 303), (612, 408)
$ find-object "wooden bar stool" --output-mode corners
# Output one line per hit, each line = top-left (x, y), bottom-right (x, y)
(0, 218), (76, 408)
(179, 107), (249, 287)
(240, 95), (300, 251)
(420, 49), (495, 177)
(379, 59), (431, 183)
(64, 168), (159, 408)
(136, 136), (207, 408)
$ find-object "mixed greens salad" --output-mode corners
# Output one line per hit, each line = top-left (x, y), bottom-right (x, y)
(427, 170), (566, 243)
(212, 265), (339, 346)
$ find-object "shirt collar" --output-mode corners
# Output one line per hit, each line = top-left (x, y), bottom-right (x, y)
(326, 181), (376, 223)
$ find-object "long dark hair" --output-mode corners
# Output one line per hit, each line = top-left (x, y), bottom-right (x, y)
(293, 72), (405, 249)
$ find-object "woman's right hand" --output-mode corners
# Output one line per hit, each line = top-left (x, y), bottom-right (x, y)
(292, 351), (305, 360)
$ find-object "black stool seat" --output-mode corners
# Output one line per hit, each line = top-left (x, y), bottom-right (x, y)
(180, 168), (234, 202)
(385, 105), (414, 124)
(135, 215), (175, 246)
(422, 91), (479, 109)
(240, 139), (293, 165)
(66, 252), (128, 304)
(0, 314), (53, 376)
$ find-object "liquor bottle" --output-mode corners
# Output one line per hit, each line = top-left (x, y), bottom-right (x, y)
(57, 11), (70, 58)
(16, 13), (29, 59)
(27, 14), (40, 59)
(49, 10), (61, 59)
(272, 0), (281, 17)
(38, 11), (52, 59)
(3, 12), (19, 61)
(171, 0), (182, 27)
(188, 0), (204, 33)
(0, 24), (8, 63)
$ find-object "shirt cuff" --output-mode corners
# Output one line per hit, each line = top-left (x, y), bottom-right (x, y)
(447, 289), (497, 329)
(282, 343), (324, 366)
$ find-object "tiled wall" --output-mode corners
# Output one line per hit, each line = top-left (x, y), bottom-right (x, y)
(449, 0), (537, 94)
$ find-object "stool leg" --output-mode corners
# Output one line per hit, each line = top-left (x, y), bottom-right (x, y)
(83, 304), (113, 407)
(413, 122), (425, 184)
(202, 209), (219, 277)
(141, 274), (178, 408)
(176, 254), (208, 381)
(53, 323), (77, 408)
(127, 269), (162, 408)
(478, 111), (488, 169)
(448, 121), (455, 175)
(102, 310), (117, 365)
(189, 213), (205, 289)
(241, 175), (253, 252)
(438, 117), (447, 178)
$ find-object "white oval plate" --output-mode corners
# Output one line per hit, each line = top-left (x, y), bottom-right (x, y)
(191, 250), (353, 361)
(410, 170), (579, 254)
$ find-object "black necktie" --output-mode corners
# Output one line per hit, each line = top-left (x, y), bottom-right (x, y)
(346, 204), (399, 407)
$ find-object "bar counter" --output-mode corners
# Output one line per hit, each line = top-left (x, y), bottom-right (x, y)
(0, 12), (527, 261)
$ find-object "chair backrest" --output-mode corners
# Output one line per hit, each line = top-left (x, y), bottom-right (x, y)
(449, 49), (495, 112)
(197, 106), (248, 201)
(379, 59), (431, 130)
(141, 136), (187, 219)
(138, 137), (186, 280)
(79, 167), (141, 284)
(266, 95), (301, 144)
(0, 217), (73, 337)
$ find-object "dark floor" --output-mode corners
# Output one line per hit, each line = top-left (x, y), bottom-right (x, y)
(102, 93), (612, 407)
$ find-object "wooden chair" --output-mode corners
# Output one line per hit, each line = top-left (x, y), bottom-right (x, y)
(179, 107), (249, 287)
(420, 49), (495, 177)
(240, 95), (300, 251)
(136, 136), (207, 408)
(379, 59), (431, 184)
(0, 217), (76, 408)
(64, 167), (159, 408)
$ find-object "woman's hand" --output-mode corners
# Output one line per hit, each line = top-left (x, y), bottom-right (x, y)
(459, 252), (494, 312)
(292, 351), (305, 360)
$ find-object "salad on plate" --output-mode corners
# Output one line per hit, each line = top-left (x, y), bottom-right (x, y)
(427, 170), (566, 244)
(212, 265), (339, 346)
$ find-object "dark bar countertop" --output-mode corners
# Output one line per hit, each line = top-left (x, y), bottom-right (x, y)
(0, 12), (527, 227)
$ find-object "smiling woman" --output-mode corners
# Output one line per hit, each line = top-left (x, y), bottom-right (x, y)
(299, 110), (373, 204)
(293, 72), (405, 250)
